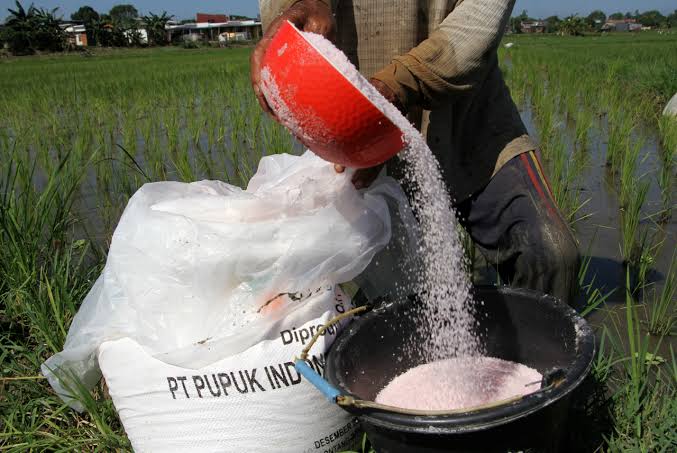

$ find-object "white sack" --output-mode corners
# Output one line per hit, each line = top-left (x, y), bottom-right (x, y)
(663, 92), (677, 117)
(42, 151), (408, 409)
(98, 287), (361, 453)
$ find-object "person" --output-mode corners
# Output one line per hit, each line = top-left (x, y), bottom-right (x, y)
(251, 0), (580, 303)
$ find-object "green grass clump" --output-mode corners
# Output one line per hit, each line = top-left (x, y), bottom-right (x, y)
(619, 179), (649, 267)
(603, 272), (677, 452)
(646, 253), (676, 337)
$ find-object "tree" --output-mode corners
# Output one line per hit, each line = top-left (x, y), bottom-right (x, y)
(2, 1), (65, 55)
(31, 7), (65, 51)
(586, 10), (606, 29)
(545, 16), (561, 33)
(89, 17), (113, 46)
(71, 5), (99, 23)
(559, 15), (586, 36)
(609, 12), (624, 20)
(637, 10), (666, 28)
(668, 10), (677, 28)
(142, 11), (173, 46)
(2, 0), (33, 54)
(109, 4), (138, 27)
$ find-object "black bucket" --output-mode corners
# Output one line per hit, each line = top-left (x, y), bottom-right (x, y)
(323, 286), (595, 453)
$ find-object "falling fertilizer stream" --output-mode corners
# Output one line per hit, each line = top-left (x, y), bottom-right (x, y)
(265, 31), (542, 411)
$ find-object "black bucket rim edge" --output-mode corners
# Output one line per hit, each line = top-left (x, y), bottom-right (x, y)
(327, 285), (596, 434)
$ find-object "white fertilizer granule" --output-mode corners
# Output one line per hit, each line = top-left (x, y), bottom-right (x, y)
(265, 28), (547, 412)
(375, 357), (543, 411)
(300, 31), (481, 360)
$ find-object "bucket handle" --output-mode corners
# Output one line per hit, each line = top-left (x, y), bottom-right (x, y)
(294, 305), (562, 416)
(294, 305), (369, 402)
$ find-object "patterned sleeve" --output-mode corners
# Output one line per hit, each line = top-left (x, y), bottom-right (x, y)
(372, 0), (515, 109)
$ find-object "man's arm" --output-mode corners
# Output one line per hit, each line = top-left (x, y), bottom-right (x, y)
(372, 0), (516, 110)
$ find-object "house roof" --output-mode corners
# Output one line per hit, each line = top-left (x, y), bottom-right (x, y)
(606, 18), (637, 24)
(167, 20), (261, 31)
(521, 20), (546, 27)
(59, 23), (86, 33)
(196, 13), (229, 23)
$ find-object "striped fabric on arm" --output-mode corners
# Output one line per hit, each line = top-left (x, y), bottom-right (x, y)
(394, 0), (516, 108)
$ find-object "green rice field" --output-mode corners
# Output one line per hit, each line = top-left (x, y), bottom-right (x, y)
(1, 32), (676, 451)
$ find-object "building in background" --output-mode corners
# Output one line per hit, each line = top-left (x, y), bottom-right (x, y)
(168, 13), (262, 43)
(520, 20), (546, 34)
(61, 22), (88, 47)
(601, 19), (642, 32)
(196, 13), (229, 23)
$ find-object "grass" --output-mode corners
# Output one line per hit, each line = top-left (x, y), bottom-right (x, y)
(645, 252), (676, 337)
(602, 272), (676, 452)
(1, 35), (676, 452)
(619, 179), (649, 266)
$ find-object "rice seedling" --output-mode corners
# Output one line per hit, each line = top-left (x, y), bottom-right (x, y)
(573, 106), (594, 151)
(603, 271), (676, 452)
(606, 108), (636, 172)
(618, 137), (644, 210)
(635, 231), (663, 292)
(645, 252), (676, 337)
(619, 179), (649, 267)
(657, 117), (675, 222)
(578, 231), (616, 317)
(540, 135), (590, 226)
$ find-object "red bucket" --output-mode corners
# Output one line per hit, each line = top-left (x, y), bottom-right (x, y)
(260, 21), (404, 169)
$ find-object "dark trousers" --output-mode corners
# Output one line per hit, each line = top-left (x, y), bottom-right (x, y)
(455, 151), (580, 304)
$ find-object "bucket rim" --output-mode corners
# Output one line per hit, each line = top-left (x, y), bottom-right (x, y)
(325, 285), (596, 434)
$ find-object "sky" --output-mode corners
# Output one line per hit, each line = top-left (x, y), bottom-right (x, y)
(1, 0), (675, 22)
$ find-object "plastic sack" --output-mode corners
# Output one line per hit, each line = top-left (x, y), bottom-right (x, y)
(664, 92), (677, 117)
(42, 151), (408, 409)
(98, 286), (361, 453)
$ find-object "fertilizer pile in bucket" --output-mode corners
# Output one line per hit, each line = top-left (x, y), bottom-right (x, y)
(297, 32), (541, 410)
(375, 357), (542, 411)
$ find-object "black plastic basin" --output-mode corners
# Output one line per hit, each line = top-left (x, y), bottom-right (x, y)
(325, 286), (595, 452)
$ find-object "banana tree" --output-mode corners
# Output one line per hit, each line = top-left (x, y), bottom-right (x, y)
(141, 11), (173, 46)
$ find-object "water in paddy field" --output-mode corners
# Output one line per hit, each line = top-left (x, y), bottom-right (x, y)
(57, 112), (304, 246)
(506, 101), (676, 355)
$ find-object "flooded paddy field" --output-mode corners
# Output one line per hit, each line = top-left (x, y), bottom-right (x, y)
(1, 34), (675, 451)
(498, 32), (675, 335)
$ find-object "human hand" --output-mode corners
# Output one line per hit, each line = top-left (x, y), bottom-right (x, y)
(334, 163), (384, 190)
(369, 77), (406, 114)
(250, 0), (336, 115)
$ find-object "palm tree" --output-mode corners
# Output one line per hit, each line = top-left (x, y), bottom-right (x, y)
(559, 15), (587, 36)
(32, 7), (66, 51)
(3, 1), (35, 54)
(142, 11), (173, 46)
(3, 1), (65, 54)
(89, 17), (113, 47)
